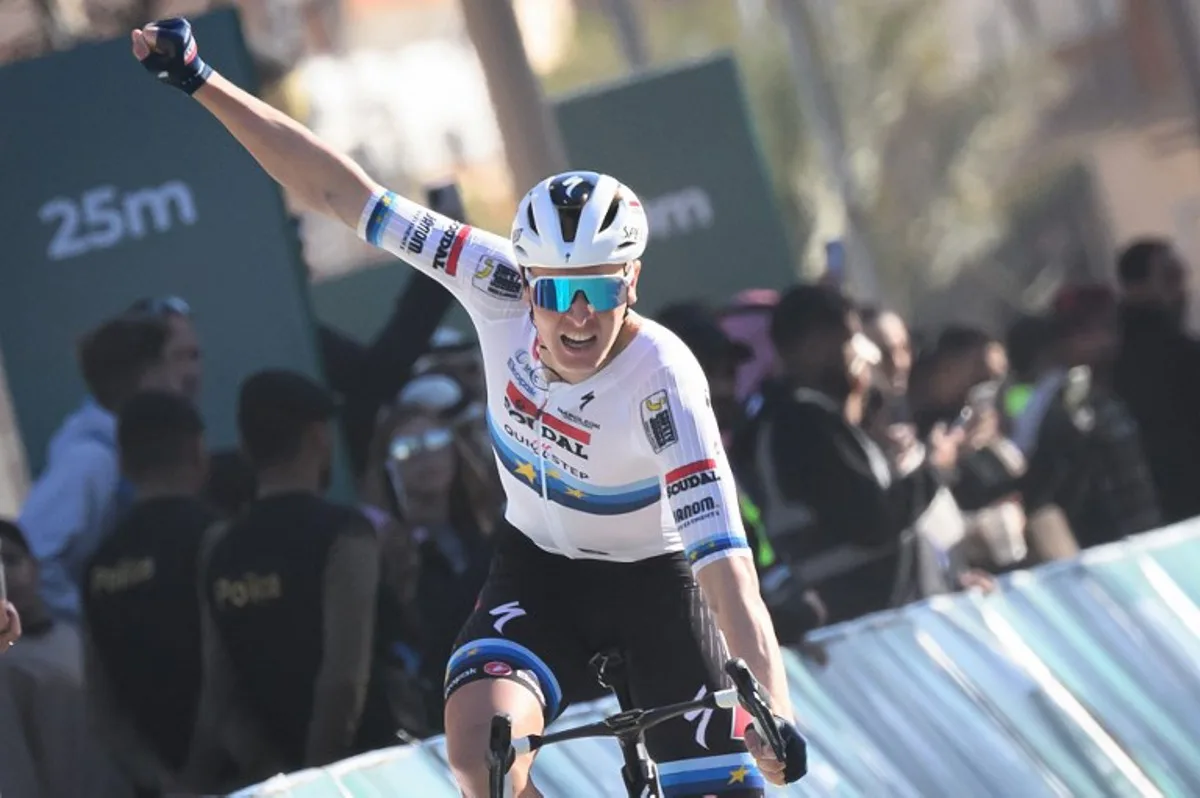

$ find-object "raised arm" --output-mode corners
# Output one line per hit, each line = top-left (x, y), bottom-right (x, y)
(133, 23), (377, 227)
(131, 19), (525, 322)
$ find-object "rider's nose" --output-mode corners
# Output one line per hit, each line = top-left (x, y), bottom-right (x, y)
(564, 292), (593, 324)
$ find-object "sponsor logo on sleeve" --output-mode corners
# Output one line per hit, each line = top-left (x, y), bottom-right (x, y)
(665, 459), (720, 497)
(432, 222), (471, 275)
(402, 211), (436, 255)
(640, 390), (678, 452)
(472, 255), (523, 301)
(673, 496), (718, 527)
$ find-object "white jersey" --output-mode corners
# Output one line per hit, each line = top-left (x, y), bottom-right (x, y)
(357, 190), (749, 574)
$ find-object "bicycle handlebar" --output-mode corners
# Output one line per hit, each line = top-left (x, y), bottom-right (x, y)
(486, 657), (786, 796)
(724, 658), (787, 764)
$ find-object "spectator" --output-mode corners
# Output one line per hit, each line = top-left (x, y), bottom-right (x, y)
(84, 391), (217, 794)
(372, 376), (495, 728)
(186, 370), (400, 791)
(718, 288), (780, 408)
(736, 285), (960, 625)
(1002, 314), (1057, 425)
(414, 327), (486, 403)
(1116, 237), (1189, 330)
(1021, 286), (1161, 548)
(21, 315), (176, 624)
(905, 345), (1028, 575)
(318, 270), (456, 478)
(862, 307), (913, 398)
(1113, 238), (1200, 523)
(126, 296), (203, 401)
(656, 302), (753, 444)
(653, 304), (819, 639)
(0, 520), (130, 798)
(202, 449), (258, 520)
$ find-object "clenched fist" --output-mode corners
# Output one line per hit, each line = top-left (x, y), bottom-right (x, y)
(131, 17), (212, 95)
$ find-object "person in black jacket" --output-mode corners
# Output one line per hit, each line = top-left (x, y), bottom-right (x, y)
(84, 391), (217, 796)
(185, 370), (403, 792)
(734, 286), (961, 625)
(1113, 238), (1200, 523)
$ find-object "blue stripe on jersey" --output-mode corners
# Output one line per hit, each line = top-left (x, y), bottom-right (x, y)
(365, 191), (397, 246)
(488, 415), (662, 515)
(445, 637), (563, 719)
(658, 752), (763, 794)
(685, 534), (749, 566)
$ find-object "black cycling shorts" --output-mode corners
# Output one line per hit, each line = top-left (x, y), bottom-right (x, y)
(444, 522), (764, 797)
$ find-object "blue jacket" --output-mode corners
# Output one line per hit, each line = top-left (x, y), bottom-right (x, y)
(18, 401), (132, 623)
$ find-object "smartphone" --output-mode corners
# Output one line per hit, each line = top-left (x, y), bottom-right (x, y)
(967, 380), (1000, 413)
(427, 183), (468, 223)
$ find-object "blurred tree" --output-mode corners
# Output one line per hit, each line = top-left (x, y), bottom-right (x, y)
(790, 0), (1064, 310)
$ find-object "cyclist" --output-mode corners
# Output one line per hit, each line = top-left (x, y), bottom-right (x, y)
(131, 19), (806, 796)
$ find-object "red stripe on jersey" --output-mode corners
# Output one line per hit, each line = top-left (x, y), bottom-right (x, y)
(542, 412), (590, 444)
(665, 459), (717, 484)
(505, 381), (590, 443)
(445, 224), (471, 275)
(505, 382), (539, 417)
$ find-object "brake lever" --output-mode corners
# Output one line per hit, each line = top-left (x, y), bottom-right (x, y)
(487, 713), (515, 798)
(724, 658), (787, 763)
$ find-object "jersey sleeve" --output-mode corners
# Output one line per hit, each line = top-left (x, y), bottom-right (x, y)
(356, 189), (526, 323)
(635, 361), (751, 574)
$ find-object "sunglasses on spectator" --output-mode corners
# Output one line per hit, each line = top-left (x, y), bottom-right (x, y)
(529, 275), (630, 313)
(389, 428), (454, 461)
(128, 295), (192, 317)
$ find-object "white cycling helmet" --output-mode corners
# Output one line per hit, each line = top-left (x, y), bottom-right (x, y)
(510, 170), (649, 268)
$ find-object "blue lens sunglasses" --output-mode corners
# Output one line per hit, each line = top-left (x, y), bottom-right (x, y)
(529, 275), (631, 313)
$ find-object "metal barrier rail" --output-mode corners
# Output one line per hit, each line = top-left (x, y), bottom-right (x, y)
(233, 522), (1200, 797)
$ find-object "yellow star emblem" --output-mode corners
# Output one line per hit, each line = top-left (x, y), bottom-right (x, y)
(514, 462), (537, 483)
(565, 487), (585, 498)
(728, 766), (749, 784)
(546, 469), (561, 480)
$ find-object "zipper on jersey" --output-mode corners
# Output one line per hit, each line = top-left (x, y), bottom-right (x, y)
(535, 388), (570, 553)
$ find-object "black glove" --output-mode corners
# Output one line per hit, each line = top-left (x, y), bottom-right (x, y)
(777, 715), (808, 782)
(137, 18), (212, 95)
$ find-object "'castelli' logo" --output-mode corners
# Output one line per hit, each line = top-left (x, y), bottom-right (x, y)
(484, 661), (513, 677)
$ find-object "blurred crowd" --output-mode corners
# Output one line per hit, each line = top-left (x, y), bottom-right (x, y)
(2, 233), (1199, 796)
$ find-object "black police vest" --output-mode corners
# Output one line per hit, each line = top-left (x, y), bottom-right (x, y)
(85, 496), (216, 770)
(205, 493), (368, 767)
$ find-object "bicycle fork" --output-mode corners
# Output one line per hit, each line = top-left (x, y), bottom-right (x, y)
(591, 650), (663, 798)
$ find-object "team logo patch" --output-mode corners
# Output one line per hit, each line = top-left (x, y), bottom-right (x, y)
(484, 661), (513, 677)
(640, 390), (678, 452)
(472, 255), (523, 301)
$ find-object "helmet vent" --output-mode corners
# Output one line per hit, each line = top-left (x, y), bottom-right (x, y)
(526, 203), (539, 236)
(599, 196), (620, 232)
(557, 207), (582, 243)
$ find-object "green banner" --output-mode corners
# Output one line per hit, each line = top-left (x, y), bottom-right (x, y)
(0, 9), (329, 476)
(553, 53), (795, 313)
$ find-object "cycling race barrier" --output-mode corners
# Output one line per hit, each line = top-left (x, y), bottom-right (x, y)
(232, 520), (1200, 796)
